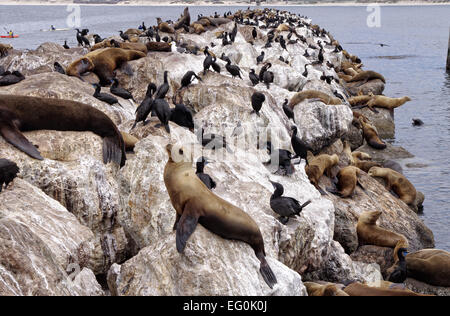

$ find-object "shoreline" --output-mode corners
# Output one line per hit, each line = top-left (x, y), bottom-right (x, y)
(0, 1), (449, 6)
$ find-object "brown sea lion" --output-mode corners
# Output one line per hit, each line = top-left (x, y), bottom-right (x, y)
(406, 249), (450, 287)
(351, 151), (371, 161)
(343, 282), (430, 296)
(124, 28), (142, 36)
(357, 210), (408, 259)
(347, 70), (386, 84)
(120, 131), (139, 151)
(288, 90), (341, 108)
(338, 72), (354, 82)
(146, 41), (172, 52)
(192, 23), (205, 35)
(304, 282), (349, 296)
(366, 95), (411, 110)
(164, 143), (277, 289)
(66, 48), (146, 85)
(331, 166), (362, 198)
(368, 167), (417, 206)
(359, 117), (386, 150)
(174, 7), (191, 30)
(0, 43), (12, 57)
(91, 40), (148, 54)
(156, 18), (175, 34)
(305, 154), (339, 192)
(348, 95), (373, 107)
(276, 23), (290, 33)
(353, 159), (380, 173)
(0, 95), (126, 167)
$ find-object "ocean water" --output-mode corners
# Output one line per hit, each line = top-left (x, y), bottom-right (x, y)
(0, 4), (449, 250)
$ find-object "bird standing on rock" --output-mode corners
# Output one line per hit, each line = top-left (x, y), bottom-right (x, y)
(249, 69), (259, 86)
(291, 126), (311, 165)
(225, 59), (242, 79)
(269, 180), (312, 224)
(282, 99), (295, 122)
(181, 71), (202, 88)
(256, 51), (265, 64)
(251, 92), (265, 116)
(132, 82), (157, 129)
(196, 157), (217, 190)
(155, 71), (169, 99)
(152, 98), (172, 133)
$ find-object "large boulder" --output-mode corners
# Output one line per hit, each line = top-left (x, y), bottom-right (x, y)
(0, 179), (103, 296)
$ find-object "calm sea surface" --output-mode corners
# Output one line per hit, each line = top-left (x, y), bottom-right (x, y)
(1, 4), (449, 250)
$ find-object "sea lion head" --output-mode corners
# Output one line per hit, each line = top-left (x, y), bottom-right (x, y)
(166, 143), (193, 164)
(359, 210), (382, 225)
(368, 166), (382, 177)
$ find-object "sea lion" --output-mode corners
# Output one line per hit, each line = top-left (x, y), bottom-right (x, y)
(366, 95), (411, 110)
(192, 23), (206, 35)
(174, 7), (191, 30)
(330, 166), (362, 198)
(66, 48), (146, 85)
(124, 28), (142, 36)
(164, 143), (277, 289)
(93, 39), (148, 54)
(120, 131), (139, 151)
(0, 158), (19, 192)
(348, 95), (373, 107)
(347, 70), (386, 84)
(368, 167), (416, 206)
(304, 282), (349, 296)
(156, 18), (175, 34)
(288, 90), (341, 108)
(359, 117), (386, 150)
(146, 41), (172, 52)
(353, 159), (380, 173)
(343, 282), (430, 296)
(305, 154), (339, 193)
(275, 23), (290, 33)
(405, 249), (450, 287)
(356, 211), (408, 259)
(352, 151), (371, 161)
(0, 95), (126, 167)
(0, 43), (12, 57)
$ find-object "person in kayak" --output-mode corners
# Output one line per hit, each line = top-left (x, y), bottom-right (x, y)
(8, 30), (13, 37)
(51, 25), (55, 31)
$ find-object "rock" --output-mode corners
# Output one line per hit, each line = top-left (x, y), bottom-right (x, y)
(0, 42), (87, 76)
(0, 131), (129, 274)
(72, 268), (105, 296)
(350, 245), (395, 278)
(0, 180), (103, 296)
(356, 143), (414, 162)
(107, 226), (307, 296)
(405, 278), (450, 296)
(345, 79), (385, 96)
(0, 179), (96, 271)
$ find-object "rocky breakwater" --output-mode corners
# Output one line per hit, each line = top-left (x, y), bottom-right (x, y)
(0, 7), (442, 296)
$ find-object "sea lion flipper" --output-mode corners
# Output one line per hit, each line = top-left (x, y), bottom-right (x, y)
(176, 207), (199, 253)
(259, 259), (277, 289)
(0, 123), (43, 160)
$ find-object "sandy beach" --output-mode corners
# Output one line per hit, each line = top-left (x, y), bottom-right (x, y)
(0, 1), (449, 6)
